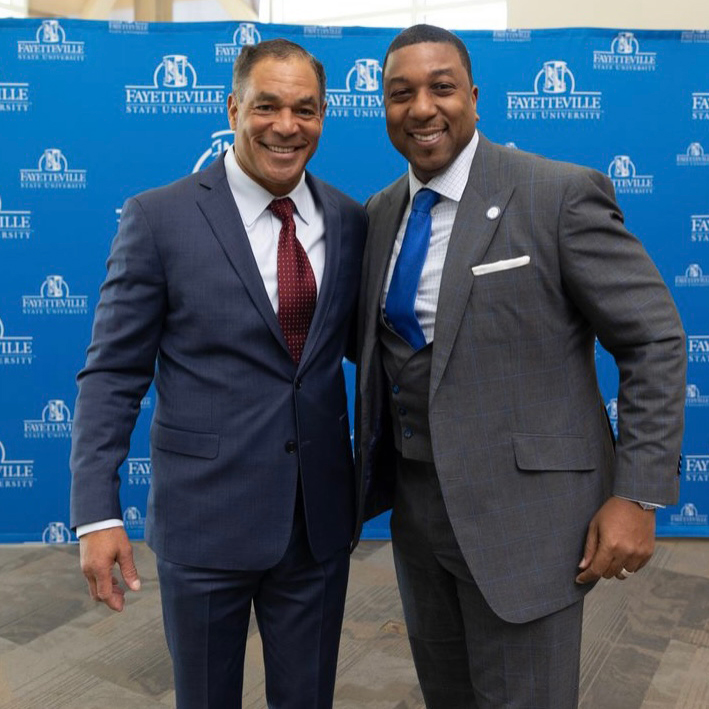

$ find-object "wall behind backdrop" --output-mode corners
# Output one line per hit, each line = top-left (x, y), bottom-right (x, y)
(0, 19), (707, 544)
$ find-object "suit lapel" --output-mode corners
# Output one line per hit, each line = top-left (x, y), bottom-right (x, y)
(360, 175), (409, 378)
(195, 155), (289, 355)
(430, 135), (514, 398)
(298, 174), (339, 369)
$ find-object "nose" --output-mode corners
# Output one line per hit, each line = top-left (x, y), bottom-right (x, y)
(409, 89), (437, 121)
(272, 108), (298, 136)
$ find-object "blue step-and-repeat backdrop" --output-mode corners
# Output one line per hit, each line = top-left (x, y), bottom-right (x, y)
(0, 19), (707, 543)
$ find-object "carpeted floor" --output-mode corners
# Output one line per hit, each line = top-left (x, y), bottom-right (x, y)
(0, 539), (707, 708)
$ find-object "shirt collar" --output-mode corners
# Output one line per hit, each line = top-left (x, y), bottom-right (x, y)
(224, 145), (313, 227)
(407, 129), (479, 204)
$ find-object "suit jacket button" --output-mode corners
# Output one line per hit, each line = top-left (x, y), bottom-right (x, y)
(295, 378), (302, 390)
(285, 440), (297, 453)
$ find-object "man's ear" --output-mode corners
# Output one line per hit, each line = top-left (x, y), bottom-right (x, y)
(227, 93), (238, 131)
(471, 85), (480, 122)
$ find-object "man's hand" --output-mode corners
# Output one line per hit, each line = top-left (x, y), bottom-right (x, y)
(79, 527), (141, 611)
(575, 496), (655, 584)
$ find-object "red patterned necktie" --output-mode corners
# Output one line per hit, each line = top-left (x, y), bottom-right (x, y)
(268, 197), (317, 364)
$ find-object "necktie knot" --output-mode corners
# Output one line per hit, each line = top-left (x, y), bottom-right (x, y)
(411, 188), (439, 215)
(268, 197), (295, 222)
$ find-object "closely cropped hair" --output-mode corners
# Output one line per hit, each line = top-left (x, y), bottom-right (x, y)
(232, 38), (327, 106)
(383, 24), (473, 85)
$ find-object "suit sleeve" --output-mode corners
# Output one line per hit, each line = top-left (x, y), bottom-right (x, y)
(557, 168), (686, 505)
(70, 196), (167, 528)
(344, 203), (369, 363)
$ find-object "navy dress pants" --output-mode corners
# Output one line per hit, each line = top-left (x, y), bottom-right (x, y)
(156, 488), (350, 709)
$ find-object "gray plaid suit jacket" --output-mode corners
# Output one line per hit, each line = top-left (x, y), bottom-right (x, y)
(355, 132), (686, 623)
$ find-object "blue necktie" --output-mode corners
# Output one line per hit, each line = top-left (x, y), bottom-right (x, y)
(385, 188), (440, 350)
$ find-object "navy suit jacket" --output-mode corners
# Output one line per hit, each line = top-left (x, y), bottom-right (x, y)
(70, 154), (367, 569)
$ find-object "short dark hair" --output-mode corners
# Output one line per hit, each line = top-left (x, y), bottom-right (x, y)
(383, 24), (473, 85)
(232, 38), (327, 106)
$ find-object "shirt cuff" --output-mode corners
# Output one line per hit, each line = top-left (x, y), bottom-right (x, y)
(614, 495), (665, 510)
(76, 519), (124, 537)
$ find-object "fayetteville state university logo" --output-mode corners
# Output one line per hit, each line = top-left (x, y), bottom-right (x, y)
(123, 506), (145, 531)
(693, 92), (709, 120)
(0, 71), (30, 113)
(682, 31), (709, 43)
(17, 20), (85, 61)
(686, 384), (709, 406)
(0, 316), (33, 365)
(671, 502), (708, 525)
(24, 399), (73, 439)
(108, 21), (149, 34)
(493, 29), (531, 42)
(593, 32), (657, 71)
(125, 55), (226, 115)
(326, 58), (384, 119)
(127, 457), (152, 485)
(0, 194), (32, 241)
(691, 214), (709, 243)
(303, 25), (343, 39)
(215, 22), (261, 63)
(507, 60), (602, 120)
(42, 521), (72, 543)
(0, 440), (34, 489)
(677, 142), (709, 166)
(675, 263), (709, 287)
(20, 149), (87, 189)
(22, 275), (89, 315)
(607, 155), (653, 194)
(688, 335), (709, 363)
(685, 456), (709, 482)
(192, 128), (234, 172)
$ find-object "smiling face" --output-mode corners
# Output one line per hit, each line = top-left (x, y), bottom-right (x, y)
(383, 41), (478, 183)
(227, 55), (325, 196)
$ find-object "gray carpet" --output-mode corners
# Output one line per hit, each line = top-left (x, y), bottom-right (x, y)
(0, 539), (707, 708)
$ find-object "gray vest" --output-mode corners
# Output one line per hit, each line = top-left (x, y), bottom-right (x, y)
(379, 314), (434, 462)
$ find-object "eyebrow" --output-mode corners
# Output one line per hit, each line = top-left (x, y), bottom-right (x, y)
(386, 67), (457, 85)
(251, 91), (319, 106)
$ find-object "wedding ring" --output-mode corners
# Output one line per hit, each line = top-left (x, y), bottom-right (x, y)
(619, 567), (633, 579)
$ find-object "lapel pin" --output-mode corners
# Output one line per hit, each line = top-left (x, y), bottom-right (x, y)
(486, 206), (501, 220)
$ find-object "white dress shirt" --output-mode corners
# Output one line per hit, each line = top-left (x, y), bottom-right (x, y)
(224, 145), (326, 311)
(77, 147), (326, 537)
(382, 130), (479, 344)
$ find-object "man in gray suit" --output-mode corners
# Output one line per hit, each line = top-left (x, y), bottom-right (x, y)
(71, 40), (366, 708)
(356, 25), (685, 708)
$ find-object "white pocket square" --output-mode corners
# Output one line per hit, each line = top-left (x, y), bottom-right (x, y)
(471, 255), (530, 276)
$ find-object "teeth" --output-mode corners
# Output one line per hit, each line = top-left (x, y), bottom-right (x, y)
(412, 130), (444, 142)
(267, 145), (296, 153)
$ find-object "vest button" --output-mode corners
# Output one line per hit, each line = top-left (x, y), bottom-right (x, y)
(403, 428), (413, 439)
(392, 384), (400, 394)
(398, 407), (407, 416)
(285, 440), (297, 453)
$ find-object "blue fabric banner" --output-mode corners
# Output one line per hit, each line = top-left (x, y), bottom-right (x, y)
(0, 19), (707, 542)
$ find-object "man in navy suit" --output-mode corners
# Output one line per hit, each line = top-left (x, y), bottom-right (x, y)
(71, 39), (366, 709)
